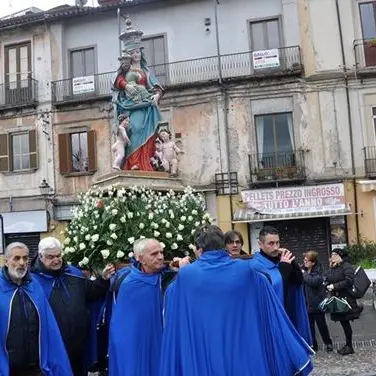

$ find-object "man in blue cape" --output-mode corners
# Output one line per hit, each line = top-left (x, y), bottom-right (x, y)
(31, 237), (115, 376)
(109, 238), (187, 376)
(0, 242), (72, 376)
(160, 225), (314, 376)
(250, 225), (312, 345)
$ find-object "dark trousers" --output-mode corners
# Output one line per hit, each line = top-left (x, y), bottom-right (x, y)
(340, 320), (353, 347)
(308, 312), (332, 348)
(10, 367), (42, 376)
(70, 355), (85, 376)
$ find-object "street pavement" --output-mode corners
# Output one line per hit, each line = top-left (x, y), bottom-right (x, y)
(312, 288), (376, 375)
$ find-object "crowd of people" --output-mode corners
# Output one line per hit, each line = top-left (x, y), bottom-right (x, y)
(0, 224), (364, 375)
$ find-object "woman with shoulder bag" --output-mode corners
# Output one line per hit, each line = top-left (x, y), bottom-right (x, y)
(325, 248), (362, 356)
(302, 251), (333, 352)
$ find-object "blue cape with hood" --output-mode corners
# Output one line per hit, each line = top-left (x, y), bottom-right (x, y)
(0, 268), (72, 376)
(32, 264), (100, 371)
(250, 251), (312, 345)
(160, 251), (313, 376)
(109, 265), (164, 376)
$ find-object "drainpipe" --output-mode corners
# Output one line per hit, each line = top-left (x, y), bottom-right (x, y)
(335, 0), (360, 243)
(213, 0), (234, 229)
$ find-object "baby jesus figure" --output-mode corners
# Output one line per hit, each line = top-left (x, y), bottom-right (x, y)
(125, 71), (153, 103)
(112, 114), (130, 170)
(157, 129), (182, 177)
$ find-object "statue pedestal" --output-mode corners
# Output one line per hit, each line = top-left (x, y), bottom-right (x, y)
(92, 170), (185, 191)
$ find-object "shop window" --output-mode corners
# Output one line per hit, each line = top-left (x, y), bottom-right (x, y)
(58, 130), (96, 175)
(0, 130), (38, 173)
(255, 113), (294, 168)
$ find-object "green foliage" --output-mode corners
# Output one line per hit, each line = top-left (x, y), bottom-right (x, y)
(345, 240), (376, 267)
(62, 185), (212, 270)
(358, 259), (376, 270)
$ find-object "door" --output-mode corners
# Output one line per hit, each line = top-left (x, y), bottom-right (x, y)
(142, 36), (167, 85)
(4, 43), (32, 106)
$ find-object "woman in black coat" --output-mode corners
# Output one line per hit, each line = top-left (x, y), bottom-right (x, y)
(325, 248), (362, 356)
(302, 251), (333, 352)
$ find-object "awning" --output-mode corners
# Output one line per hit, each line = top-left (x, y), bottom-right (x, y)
(357, 180), (376, 193)
(233, 207), (352, 223)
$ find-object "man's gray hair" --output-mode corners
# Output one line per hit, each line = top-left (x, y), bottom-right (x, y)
(133, 238), (155, 259)
(38, 237), (62, 257)
(4, 242), (29, 259)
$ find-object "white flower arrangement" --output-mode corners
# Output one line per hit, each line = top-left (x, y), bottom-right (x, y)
(63, 185), (212, 270)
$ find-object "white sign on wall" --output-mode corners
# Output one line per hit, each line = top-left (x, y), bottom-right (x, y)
(252, 49), (280, 69)
(72, 76), (95, 95)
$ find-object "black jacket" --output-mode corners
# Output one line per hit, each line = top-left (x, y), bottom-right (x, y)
(303, 262), (326, 313)
(325, 261), (361, 321)
(31, 260), (110, 361)
(3, 268), (40, 372)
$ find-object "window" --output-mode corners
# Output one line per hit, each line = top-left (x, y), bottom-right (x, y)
(0, 130), (38, 173)
(360, 2), (376, 40)
(255, 113), (294, 168)
(142, 35), (167, 85)
(249, 18), (281, 51)
(70, 47), (95, 78)
(58, 130), (96, 175)
(4, 42), (32, 105)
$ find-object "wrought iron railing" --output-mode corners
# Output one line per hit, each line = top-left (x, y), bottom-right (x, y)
(52, 46), (302, 104)
(364, 146), (376, 176)
(0, 78), (38, 109)
(249, 150), (306, 183)
(354, 39), (376, 70)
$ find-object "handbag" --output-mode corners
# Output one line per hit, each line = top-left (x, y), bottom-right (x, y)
(319, 296), (352, 314)
(349, 266), (371, 299)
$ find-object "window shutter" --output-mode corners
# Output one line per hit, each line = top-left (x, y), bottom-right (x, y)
(28, 129), (38, 169)
(58, 133), (71, 174)
(87, 130), (97, 172)
(0, 134), (9, 172)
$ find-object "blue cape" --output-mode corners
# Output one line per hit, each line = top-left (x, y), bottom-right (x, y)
(109, 265), (163, 376)
(32, 264), (99, 371)
(0, 269), (72, 376)
(250, 252), (312, 345)
(160, 251), (313, 376)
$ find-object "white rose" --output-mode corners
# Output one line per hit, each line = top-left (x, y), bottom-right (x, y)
(107, 239), (113, 246)
(101, 250), (110, 259)
(128, 252), (134, 258)
(188, 216), (193, 221)
(178, 224), (184, 231)
(91, 234), (99, 242)
(148, 213), (154, 220)
(191, 229), (196, 235)
(192, 209), (198, 215)
(80, 257), (89, 266)
(127, 212), (134, 219)
(161, 218), (167, 224)
(171, 243), (178, 250)
(139, 223), (145, 229)
(79, 243), (86, 250)
(188, 244), (196, 250)
(166, 232), (172, 239)
(93, 225), (98, 230)
(120, 216), (126, 223)
(64, 237), (71, 245)
(140, 235), (145, 239)
(170, 212), (175, 219)
(181, 216), (186, 222)
(128, 237), (135, 244)
(154, 231), (160, 237)
(73, 236), (78, 243)
(109, 223), (116, 231)
(195, 221), (200, 227)
(165, 222), (170, 228)
(85, 234), (91, 241)
(111, 233), (118, 240)
(160, 242), (166, 249)
(116, 250), (125, 259)
(177, 234), (183, 241)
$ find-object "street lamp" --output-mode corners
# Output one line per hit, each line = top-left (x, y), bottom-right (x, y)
(39, 179), (51, 197)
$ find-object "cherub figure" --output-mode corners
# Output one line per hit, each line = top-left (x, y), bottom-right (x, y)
(112, 114), (130, 170)
(157, 129), (182, 177)
(125, 71), (153, 103)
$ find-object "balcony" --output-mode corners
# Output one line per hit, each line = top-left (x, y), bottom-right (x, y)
(52, 46), (302, 105)
(249, 150), (306, 185)
(364, 146), (376, 177)
(354, 39), (376, 75)
(0, 78), (38, 110)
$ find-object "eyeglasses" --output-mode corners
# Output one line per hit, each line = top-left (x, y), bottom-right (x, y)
(228, 240), (241, 245)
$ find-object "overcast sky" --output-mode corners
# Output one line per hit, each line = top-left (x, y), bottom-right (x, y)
(0, 0), (99, 18)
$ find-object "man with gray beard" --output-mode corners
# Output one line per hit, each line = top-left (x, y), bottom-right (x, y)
(0, 242), (72, 376)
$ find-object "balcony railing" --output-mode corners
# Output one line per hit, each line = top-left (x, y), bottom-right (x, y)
(354, 39), (376, 71)
(249, 150), (306, 183)
(364, 146), (376, 176)
(52, 46), (302, 104)
(0, 78), (38, 109)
